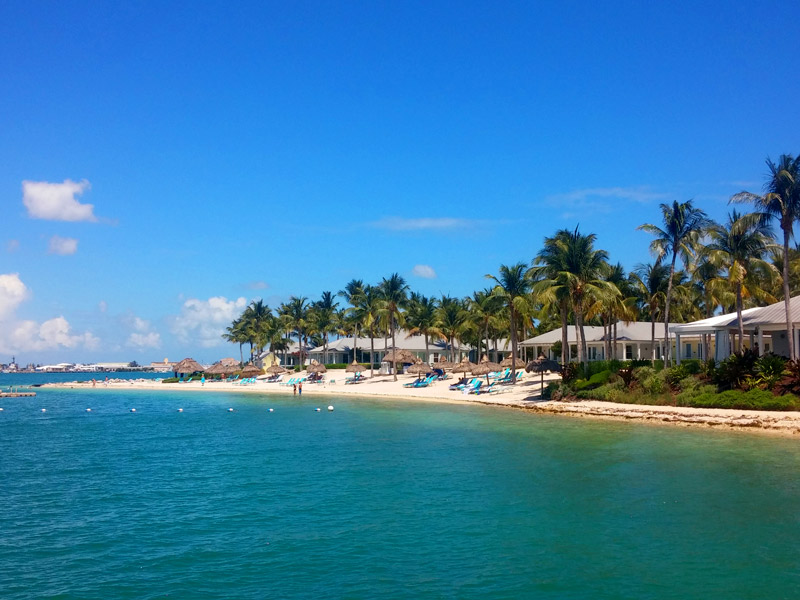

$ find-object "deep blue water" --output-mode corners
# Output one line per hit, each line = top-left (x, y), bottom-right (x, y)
(1, 376), (799, 599)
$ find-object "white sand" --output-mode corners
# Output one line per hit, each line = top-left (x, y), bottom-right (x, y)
(50, 369), (800, 436)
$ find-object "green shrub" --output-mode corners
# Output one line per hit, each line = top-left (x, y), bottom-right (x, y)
(712, 349), (759, 390)
(675, 383), (718, 403)
(576, 380), (624, 400)
(561, 363), (579, 383)
(665, 364), (690, 388)
(754, 354), (787, 390)
(323, 362), (373, 370)
(681, 388), (800, 411)
(542, 382), (571, 401)
(680, 359), (702, 375)
(574, 370), (612, 391)
(630, 359), (652, 369)
(161, 377), (179, 383)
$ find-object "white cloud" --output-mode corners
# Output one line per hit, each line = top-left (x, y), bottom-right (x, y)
(370, 217), (476, 231)
(169, 296), (247, 348)
(245, 281), (269, 290)
(48, 235), (79, 255)
(0, 273), (98, 354)
(548, 186), (669, 205)
(22, 179), (98, 222)
(3, 317), (99, 353)
(0, 273), (30, 320)
(6, 240), (19, 253)
(412, 264), (437, 279)
(98, 300), (108, 312)
(127, 331), (161, 349)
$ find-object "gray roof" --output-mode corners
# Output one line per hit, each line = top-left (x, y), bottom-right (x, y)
(521, 321), (683, 346)
(672, 295), (800, 333)
(308, 329), (458, 354)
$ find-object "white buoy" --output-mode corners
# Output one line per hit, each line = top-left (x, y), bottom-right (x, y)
(0, 408), (4, 411)
(327, 405), (334, 411)
(130, 408), (136, 413)
(228, 407), (234, 412)
(315, 408), (321, 412)
(177, 408), (184, 412)
(86, 408), (92, 412)
(268, 408), (274, 412)
(41, 408), (46, 413)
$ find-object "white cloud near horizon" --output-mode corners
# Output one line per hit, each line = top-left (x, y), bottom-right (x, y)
(0, 273), (99, 354)
(371, 217), (475, 231)
(121, 313), (161, 349)
(169, 296), (247, 348)
(412, 264), (437, 279)
(48, 235), (79, 255)
(23, 179), (98, 222)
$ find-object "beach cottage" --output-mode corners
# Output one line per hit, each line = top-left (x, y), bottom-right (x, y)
(670, 296), (800, 363)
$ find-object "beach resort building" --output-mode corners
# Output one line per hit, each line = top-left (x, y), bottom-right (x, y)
(671, 296), (800, 363)
(520, 320), (704, 362)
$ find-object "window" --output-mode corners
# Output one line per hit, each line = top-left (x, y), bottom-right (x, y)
(685, 343), (692, 358)
(625, 344), (633, 360)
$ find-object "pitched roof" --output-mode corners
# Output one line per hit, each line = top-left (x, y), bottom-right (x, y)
(520, 321), (684, 346)
(671, 296), (800, 333)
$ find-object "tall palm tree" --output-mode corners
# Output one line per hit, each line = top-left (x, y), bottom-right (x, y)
(486, 262), (532, 382)
(406, 293), (442, 363)
(311, 291), (338, 364)
(630, 262), (670, 359)
(338, 279), (365, 364)
(467, 288), (503, 362)
(436, 295), (468, 363)
(222, 318), (248, 365)
(705, 210), (779, 351)
(690, 257), (732, 360)
(533, 229), (574, 365)
(638, 200), (712, 365)
(377, 273), (409, 381)
(284, 296), (310, 366)
(731, 154), (800, 359)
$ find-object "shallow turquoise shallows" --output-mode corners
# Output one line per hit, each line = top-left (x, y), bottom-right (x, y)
(2, 380), (800, 599)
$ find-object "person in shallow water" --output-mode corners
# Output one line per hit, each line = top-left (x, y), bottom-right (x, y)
(298, 382), (302, 396)
(293, 384), (297, 395)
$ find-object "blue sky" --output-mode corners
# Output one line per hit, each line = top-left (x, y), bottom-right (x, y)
(1, 1), (799, 364)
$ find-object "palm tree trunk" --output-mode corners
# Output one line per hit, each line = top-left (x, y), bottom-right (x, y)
(560, 301), (568, 365)
(391, 316), (397, 381)
(575, 305), (587, 369)
(783, 227), (795, 360)
(736, 282), (745, 353)
(613, 320), (618, 360)
(425, 334), (429, 364)
(510, 305), (517, 384)
(664, 253), (678, 366)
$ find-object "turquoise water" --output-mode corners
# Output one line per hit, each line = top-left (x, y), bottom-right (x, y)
(1, 379), (800, 599)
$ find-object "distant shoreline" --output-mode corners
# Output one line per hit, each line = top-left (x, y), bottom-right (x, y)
(38, 369), (800, 437)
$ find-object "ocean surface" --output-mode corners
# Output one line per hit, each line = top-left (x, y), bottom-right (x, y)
(1, 374), (799, 599)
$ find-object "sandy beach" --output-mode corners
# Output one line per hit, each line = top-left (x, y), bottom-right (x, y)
(45, 369), (800, 437)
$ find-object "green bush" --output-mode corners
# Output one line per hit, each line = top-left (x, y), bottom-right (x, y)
(574, 370), (612, 391)
(576, 380), (623, 400)
(675, 383), (718, 403)
(322, 363), (374, 370)
(665, 364), (690, 388)
(712, 349), (759, 390)
(161, 377), (179, 383)
(754, 354), (787, 390)
(680, 359), (702, 375)
(542, 382), (571, 401)
(681, 388), (800, 411)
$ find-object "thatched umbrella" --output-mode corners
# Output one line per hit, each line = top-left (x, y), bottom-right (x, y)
(452, 357), (477, 375)
(382, 349), (415, 376)
(240, 364), (263, 377)
(266, 364), (288, 375)
(219, 357), (239, 368)
(346, 361), (366, 373)
(174, 358), (204, 376)
(307, 361), (327, 374)
(472, 355), (503, 385)
(407, 360), (434, 380)
(206, 362), (237, 376)
(526, 357), (562, 389)
(500, 353), (523, 368)
(435, 357), (458, 371)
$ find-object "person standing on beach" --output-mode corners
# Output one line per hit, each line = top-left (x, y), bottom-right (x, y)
(298, 382), (302, 396)
(201, 375), (205, 386)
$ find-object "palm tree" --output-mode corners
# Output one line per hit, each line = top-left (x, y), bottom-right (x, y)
(406, 293), (442, 363)
(690, 257), (732, 360)
(222, 318), (248, 365)
(310, 291), (338, 364)
(638, 200), (712, 365)
(731, 155), (800, 359)
(630, 262), (670, 359)
(533, 229), (574, 366)
(284, 296), (310, 366)
(338, 279), (365, 364)
(486, 262), (532, 382)
(377, 273), (409, 381)
(705, 210), (779, 351)
(436, 295), (468, 363)
(467, 289), (503, 362)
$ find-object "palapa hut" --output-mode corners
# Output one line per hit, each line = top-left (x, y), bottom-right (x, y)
(240, 364), (263, 377)
(206, 362), (238, 377)
(472, 355), (503, 385)
(526, 357), (561, 389)
(346, 361), (366, 373)
(173, 358), (204, 378)
(407, 360), (434, 380)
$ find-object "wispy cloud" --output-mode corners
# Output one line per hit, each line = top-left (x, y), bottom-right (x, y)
(245, 280), (269, 290)
(412, 264), (437, 279)
(48, 235), (78, 255)
(370, 217), (476, 231)
(23, 179), (98, 222)
(548, 186), (669, 205)
(546, 186), (670, 220)
(6, 240), (19, 253)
